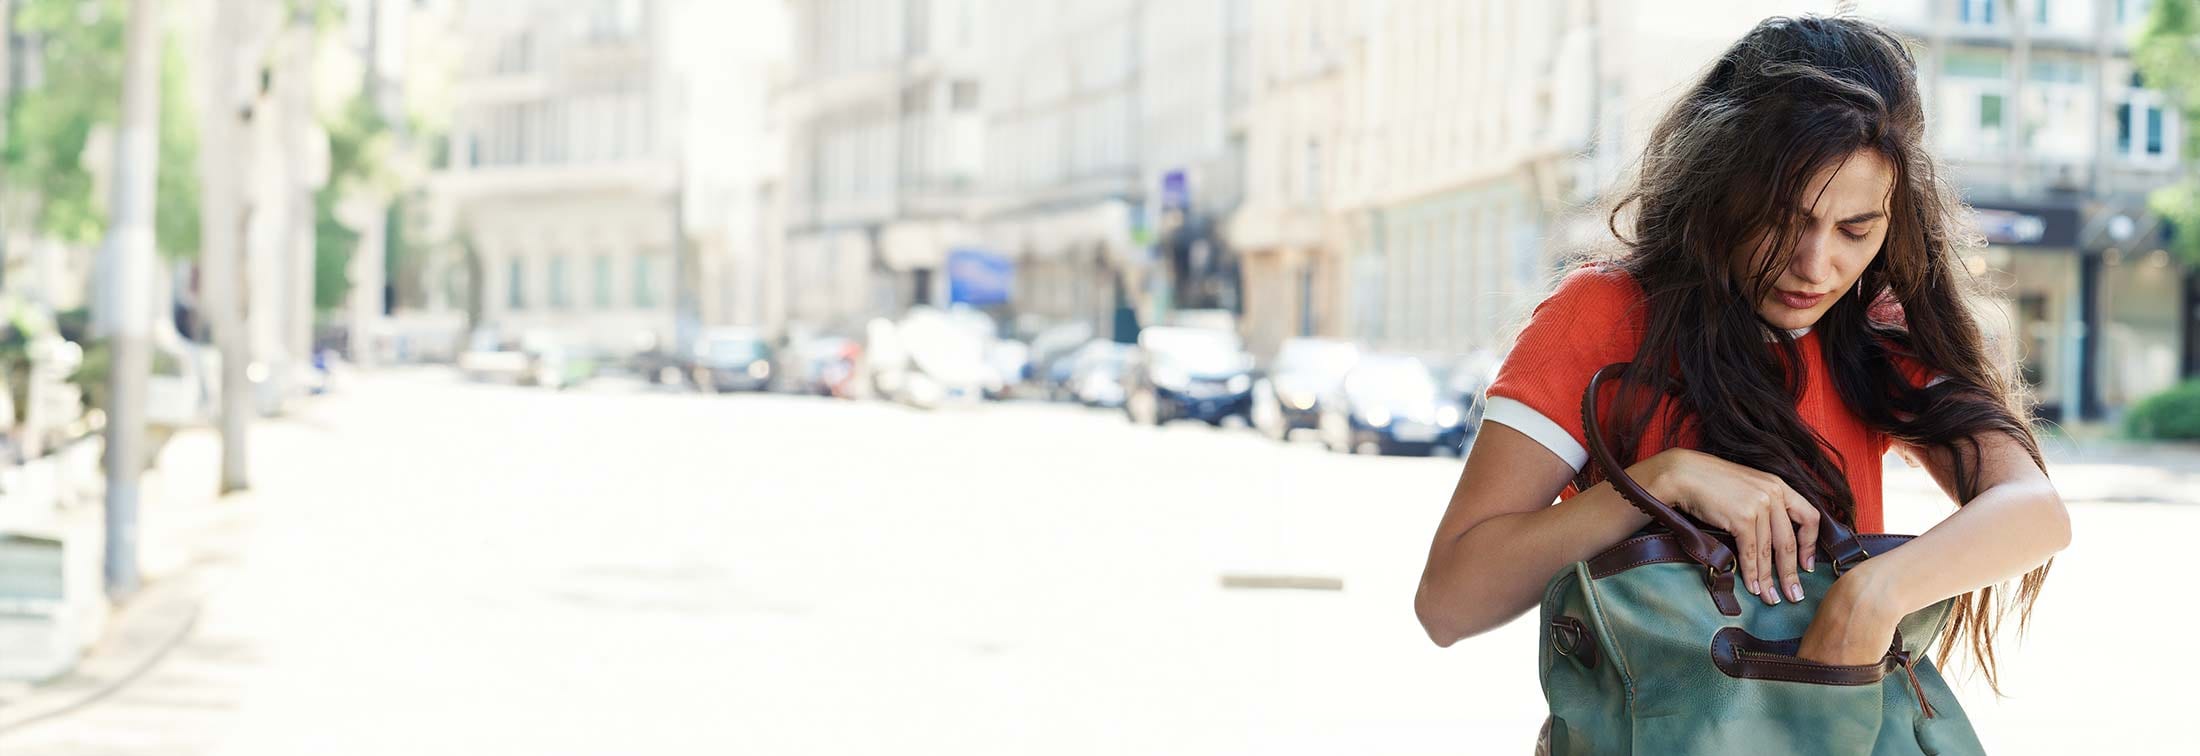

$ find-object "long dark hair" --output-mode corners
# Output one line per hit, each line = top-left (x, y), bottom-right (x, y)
(1595, 15), (2048, 693)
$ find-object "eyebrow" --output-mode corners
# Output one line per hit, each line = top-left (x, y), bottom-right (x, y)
(1799, 208), (1886, 225)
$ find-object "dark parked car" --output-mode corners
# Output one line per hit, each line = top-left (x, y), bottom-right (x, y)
(1438, 349), (1502, 454)
(1123, 327), (1255, 426)
(1316, 354), (1467, 456)
(1250, 338), (1360, 442)
(1067, 341), (1133, 408)
(690, 328), (775, 393)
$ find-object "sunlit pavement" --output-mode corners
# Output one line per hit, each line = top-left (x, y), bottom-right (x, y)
(2, 367), (2194, 754)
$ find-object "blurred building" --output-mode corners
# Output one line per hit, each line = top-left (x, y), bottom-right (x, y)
(975, 0), (1251, 343)
(775, 0), (989, 337)
(1229, 0), (1356, 359)
(1857, 0), (2190, 422)
(976, 0), (1142, 340)
(427, 0), (772, 357)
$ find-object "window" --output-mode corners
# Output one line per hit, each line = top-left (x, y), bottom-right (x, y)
(633, 254), (660, 308)
(2146, 106), (2164, 155)
(2118, 0), (2153, 24)
(548, 256), (570, 308)
(2035, 0), (2049, 24)
(1959, 0), (1997, 24)
(507, 258), (526, 310)
(2121, 90), (2176, 160)
(951, 80), (978, 112)
(1302, 137), (1322, 205)
(901, 83), (929, 115)
(1944, 51), (2005, 79)
(593, 255), (613, 308)
(1980, 92), (2004, 131)
(2118, 102), (2133, 153)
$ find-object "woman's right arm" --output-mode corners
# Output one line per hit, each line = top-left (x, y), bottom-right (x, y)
(1413, 422), (1653, 646)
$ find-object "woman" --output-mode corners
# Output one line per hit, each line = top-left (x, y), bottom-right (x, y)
(1413, 14), (2069, 692)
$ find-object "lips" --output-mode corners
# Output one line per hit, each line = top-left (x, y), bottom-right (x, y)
(1776, 289), (1827, 310)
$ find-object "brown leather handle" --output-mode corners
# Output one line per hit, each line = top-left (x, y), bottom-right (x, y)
(1580, 363), (1877, 574)
(1581, 364), (1738, 576)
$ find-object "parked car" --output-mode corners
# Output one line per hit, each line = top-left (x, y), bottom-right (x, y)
(518, 330), (595, 390)
(867, 307), (989, 409)
(458, 328), (530, 384)
(1317, 354), (1467, 456)
(786, 336), (861, 398)
(1250, 338), (1360, 442)
(1438, 349), (1503, 454)
(1123, 326), (1255, 426)
(1067, 341), (1133, 408)
(626, 331), (685, 385)
(1028, 322), (1096, 400)
(982, 339), (1033, 399)
(689, 328), (775, 393)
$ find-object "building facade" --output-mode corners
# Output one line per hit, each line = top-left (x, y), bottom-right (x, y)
(1862, 0), (2188, 421)
(777, 0), (990, 337)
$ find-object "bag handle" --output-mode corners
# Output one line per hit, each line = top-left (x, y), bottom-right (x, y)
(1580, 363), (1878, 578)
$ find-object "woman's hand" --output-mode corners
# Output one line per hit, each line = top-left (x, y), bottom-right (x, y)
(1796, 561), (1906, 665)
(1636, 448), (1821, 606)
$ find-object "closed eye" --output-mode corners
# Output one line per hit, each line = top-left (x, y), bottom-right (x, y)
(1840, 227), (1869, 241)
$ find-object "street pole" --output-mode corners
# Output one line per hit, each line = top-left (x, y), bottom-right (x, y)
(100, 0), (162, 600)
(202, 0), (257, 493)
(283, 8), (319, 405)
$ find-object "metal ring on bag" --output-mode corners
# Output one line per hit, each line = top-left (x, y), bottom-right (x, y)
(1549, 616), (1599, 670)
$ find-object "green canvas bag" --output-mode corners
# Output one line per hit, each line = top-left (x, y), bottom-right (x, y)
(1535, 364), (1985, 755)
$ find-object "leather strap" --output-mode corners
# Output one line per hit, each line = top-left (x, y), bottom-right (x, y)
(1581, 362), (1880, 574)
(1580, 364), (1738, 576)
(1587, 531), (1915, 581)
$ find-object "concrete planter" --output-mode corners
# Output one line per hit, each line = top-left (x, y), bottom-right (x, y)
(0, 514), (109, 682)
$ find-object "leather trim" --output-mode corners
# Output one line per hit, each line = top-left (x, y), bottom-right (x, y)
(1576, 362), (1883, 580)
(1587, 532), (1916, 580)
(1709, 627), (1899, 685)
(1580, 365), (1739, 576)
(1549, 616), (1599, 670)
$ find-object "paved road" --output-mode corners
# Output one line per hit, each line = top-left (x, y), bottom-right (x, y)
(3, 367), (2194, 753)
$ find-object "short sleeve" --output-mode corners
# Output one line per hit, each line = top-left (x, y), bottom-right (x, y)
(1483, 266), (1647, 471)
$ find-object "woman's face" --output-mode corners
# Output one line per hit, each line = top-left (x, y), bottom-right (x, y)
(1735, 149), (1895, 331)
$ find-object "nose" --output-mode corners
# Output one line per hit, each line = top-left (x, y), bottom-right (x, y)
(1787, 230), (1836, 288)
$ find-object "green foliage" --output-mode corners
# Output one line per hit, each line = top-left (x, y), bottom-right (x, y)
(2125, 379), (2200, 440)
(313, 95), (396, 311)
(2, 0), (200, 257)
(67, 336), (182, 413)
(2135, 0), (2200, 266)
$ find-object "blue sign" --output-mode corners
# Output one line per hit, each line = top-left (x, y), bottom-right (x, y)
(1161, 169), (1190, 211)
(947, 248), (1014, 306)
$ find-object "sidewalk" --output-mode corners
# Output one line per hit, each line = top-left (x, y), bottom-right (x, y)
(0, 428), (259, 734)
(2038, 426), (2200, 505)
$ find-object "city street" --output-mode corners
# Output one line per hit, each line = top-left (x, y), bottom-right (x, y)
(2, 368), (2195, 754)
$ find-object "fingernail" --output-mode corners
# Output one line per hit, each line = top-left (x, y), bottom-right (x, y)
(1788, 583), (1805, 602)
(1767, 591), (1781, 605)
(1746, 579), (1758, 595)
(1804, 555), (1815, 572)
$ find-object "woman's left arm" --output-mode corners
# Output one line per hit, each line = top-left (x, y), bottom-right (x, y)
(1797, 428), (2071, 665)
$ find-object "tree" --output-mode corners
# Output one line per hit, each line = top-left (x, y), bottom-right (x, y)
(2135, 0), (2200, 265)
(314, 94), (394, 311)
(1, 0), (198, 258)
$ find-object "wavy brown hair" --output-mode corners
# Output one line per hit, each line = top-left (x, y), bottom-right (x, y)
(1591, 15), (2049, 693)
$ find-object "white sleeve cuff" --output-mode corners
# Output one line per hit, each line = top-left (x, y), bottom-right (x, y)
(1482, 396), (1588, 472)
